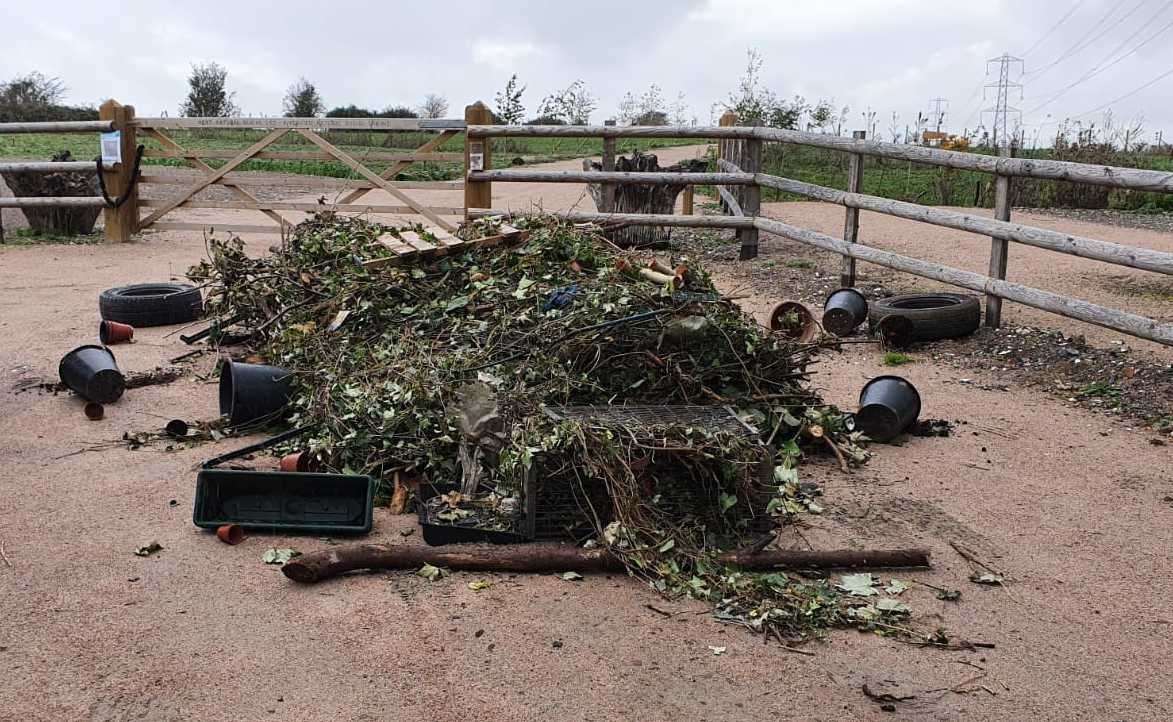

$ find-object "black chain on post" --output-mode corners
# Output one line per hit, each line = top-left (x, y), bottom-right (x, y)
(95, 144), (145, 208)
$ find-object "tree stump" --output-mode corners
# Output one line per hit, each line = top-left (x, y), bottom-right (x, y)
(0, 151), (102, 236)
(585, 151), (706, 248)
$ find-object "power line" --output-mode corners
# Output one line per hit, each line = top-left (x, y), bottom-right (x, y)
(1026, 0), (1139, 82)
(1074, 65), (1173, 117)
(1022, 0), (1088, 56)
(1027, 10), (1173, 114)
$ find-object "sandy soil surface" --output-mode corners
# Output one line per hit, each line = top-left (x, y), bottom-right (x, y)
(1, 152), (1172, 721)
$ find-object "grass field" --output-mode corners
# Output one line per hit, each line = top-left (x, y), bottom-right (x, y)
(0, 129), (695, 182)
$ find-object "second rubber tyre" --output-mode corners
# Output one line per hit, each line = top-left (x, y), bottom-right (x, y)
(98, 283), (204, 327)
(868, 292), (981, 342)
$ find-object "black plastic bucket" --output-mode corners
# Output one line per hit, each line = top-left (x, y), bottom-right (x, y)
(822, 288), (868, 337)
(58, 345), (125, 404)
(219, 361), (293, 426)
(856, 375), (921, 442)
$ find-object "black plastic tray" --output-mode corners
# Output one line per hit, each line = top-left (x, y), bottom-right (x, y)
(417, 482), (530, 546)
(194, 468), (374, 534)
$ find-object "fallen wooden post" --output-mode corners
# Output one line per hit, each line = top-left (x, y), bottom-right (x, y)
(281, 542), (931, 584)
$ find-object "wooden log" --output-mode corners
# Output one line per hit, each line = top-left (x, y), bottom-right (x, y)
(841, 130), (866, 286)
(467, 124), (1173, 193)
(0, 197), (106, 208)
(281, 542), (932, 584)
(717, 186), (744, 216)
(470, 170), (754, 185)
(583, 151), (708, 247)
(754, 174), (1173, 275)
(0, 120), (114, 133)
(754, 216), (1173, 346)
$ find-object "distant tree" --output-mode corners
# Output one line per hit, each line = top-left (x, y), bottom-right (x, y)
(809, 99), (834, 132)
(616, 92), (638, 125)
(670, 92), (689, 126)
(180, 62), (238, 117)
(0, 72), (96, 122)
(525, 114), (567, 125)
(0, 72), (65, 107)
(283, 77), (324, 117)
(538, 80), (596, 124)
(768, 96), (806, 130)
(419, 93), (449, 119)
(494, 74), (526, 125)
(326, 104), (418, 119)
(725, 49), (776, 125)
(379, 105), (418, 118)
(326, 104), (376, 118)
(638, 84), (665, 122)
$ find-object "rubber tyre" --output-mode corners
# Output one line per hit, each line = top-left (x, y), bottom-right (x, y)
(99, 283), (203, 327)
(868, 293), (980, 342)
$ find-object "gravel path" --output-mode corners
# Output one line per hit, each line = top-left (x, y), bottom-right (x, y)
(1, 154), (1172, 720)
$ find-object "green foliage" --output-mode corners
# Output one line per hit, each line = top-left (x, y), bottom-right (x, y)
(0, 72), (96, 122)
(282, 77), (324, 118)
(1077, 380), (1122, 400)
(494, 74), (527, 125)
(180, 62), (238, 117)
(883, 352), (914, 366)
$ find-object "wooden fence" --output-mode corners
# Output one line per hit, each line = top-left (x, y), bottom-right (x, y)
(463, 110), (1173, 347)
(0, 100), (468, 240)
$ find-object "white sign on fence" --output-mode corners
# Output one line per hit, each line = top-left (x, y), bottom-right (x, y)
(100, 131), (121, 164)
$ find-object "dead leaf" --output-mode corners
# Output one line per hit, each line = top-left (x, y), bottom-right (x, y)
(134, 541), (163, 557)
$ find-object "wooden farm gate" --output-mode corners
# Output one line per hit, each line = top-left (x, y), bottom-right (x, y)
(131, 114), (468, 236)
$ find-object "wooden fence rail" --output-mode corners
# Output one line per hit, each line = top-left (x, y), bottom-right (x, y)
(469, 170), (754, 185)
(468, 124), (1173, 192)
(0, 121), (115, 133)
(0, 161), (112, 173)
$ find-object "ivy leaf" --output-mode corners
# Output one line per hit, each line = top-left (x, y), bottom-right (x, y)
(261, 548), (300, 565)
(468, 580), (492, 591)
(513, 276), (536, 299)
(417, 563), (445, 581)
(837, 573), (879, 596)
(445, 295), (470, 312)
(876, 598), (911, 615)
(719, 493), (738, 513)
(884, 579), (909, 595)
(657, 538), (676, 553)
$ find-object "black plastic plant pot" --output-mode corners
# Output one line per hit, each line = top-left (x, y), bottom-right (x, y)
(58, 344), (125, 404)
(193, 469), (374, 534)
(418, 483), (531, 546)
(822, 288), (869, 337)
(219, 361), (293, 426)
(856, 375), (921, 443)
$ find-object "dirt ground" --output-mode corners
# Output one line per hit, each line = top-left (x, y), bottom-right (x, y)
(1, 151), (1172, 721)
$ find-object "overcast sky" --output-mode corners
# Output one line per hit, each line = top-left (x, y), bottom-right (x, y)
(4, 0), (1171, 143)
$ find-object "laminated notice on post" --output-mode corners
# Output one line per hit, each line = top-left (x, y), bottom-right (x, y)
(100, 131), (121, 164)
(468, 141), (484, 171)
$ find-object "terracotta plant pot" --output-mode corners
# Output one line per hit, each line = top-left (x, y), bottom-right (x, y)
(279, 451), (316, 473)
(98, 320), (135, 345)
(768, 300), (819, 343)
(216, 524), (246, 545)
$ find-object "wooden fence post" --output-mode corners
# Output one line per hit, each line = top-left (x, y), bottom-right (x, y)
(99, 100), (138, 242)
(840, 130), (866, 286)
(682, 187), (694, 215)
(718, 111), (737, 214)
(464, 102), (492, 218)
(601, 119), (616, 212)
(739, 133), (761, 260)
(985, 145), (1013, 327)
